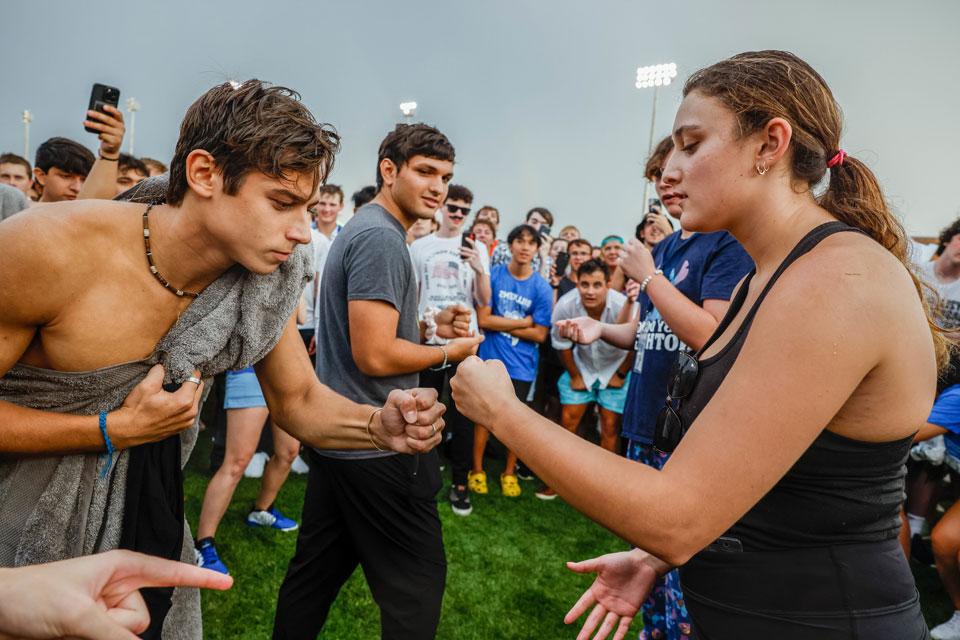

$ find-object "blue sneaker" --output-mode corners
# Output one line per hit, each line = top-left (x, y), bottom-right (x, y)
(194, 540), (229, 575)
(246, 506), (298, 532)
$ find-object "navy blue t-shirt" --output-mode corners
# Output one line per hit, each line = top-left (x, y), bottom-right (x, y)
(621, 230), (754, 443)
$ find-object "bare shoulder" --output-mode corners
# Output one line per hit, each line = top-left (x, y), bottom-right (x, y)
(0, 201), (142, 323)
(769, 231), (916, 314)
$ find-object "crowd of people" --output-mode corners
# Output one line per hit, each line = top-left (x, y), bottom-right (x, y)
(0, 48), (959, 640)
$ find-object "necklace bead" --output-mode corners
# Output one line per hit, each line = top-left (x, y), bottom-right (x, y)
(142, 205), (199, 299)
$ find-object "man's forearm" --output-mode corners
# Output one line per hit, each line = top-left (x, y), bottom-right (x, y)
(355, 338), (445, 377)
(509, 326), (548, 343)
(598, 316), (640, 350)
(480, 315), (529, 332)
(558, 349), (581, 378)
(474, 273), (492, 307)
(268, 379), (383, 450)
(0, 400), (132, 454)
(77, 158), (118, 200)
(644, 277), (718, 351)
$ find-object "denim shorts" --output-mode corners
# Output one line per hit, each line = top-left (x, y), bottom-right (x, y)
(223, 367), (267, 409)
(557, 371), (630, 414)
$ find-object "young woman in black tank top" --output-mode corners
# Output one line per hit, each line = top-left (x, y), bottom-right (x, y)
(451, 50), (951, 640)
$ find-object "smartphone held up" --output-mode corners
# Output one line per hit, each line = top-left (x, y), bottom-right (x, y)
(84, 83), (120, 134)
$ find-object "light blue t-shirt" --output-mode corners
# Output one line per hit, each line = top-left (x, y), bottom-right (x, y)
(478, 264), (553, 382)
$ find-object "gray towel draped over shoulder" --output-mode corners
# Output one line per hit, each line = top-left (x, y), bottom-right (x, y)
(0, 174), (312, 638)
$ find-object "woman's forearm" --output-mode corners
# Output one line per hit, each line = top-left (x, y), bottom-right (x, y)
(489, 399), (696, 565)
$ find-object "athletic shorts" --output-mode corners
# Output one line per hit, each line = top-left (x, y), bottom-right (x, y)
(223, 367), (267, 409)
(557, 371), (630, 414)
(929, 384), (960, 473)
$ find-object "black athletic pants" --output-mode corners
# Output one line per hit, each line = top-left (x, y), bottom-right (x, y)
(419, 366), (472, 487)
(273, 449), (446, 640)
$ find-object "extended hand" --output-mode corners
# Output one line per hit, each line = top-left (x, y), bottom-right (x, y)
(449, 356), (518, 427)
(84, 105), (125, 158)
(619, 238), (657, 283)
(436, 303), (474, 339)
(114, 365), (203, 448)
(555, 317), (603, 345)
(564, 550), (659, 640)
(377, 388), (446, 454)
(0, 550), (231, 640)
(444, 335), (484, 362)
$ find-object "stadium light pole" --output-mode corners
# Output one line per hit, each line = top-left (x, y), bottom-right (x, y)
(125, 98), (140, 155)
(22, 110), (32, 159)
(399, 101), (417, 123)
(635, 62), (677, 207)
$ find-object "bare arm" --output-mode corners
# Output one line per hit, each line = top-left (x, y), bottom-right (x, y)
(452, 258), (910, 566)
(477, 305), (532, 332)
(509, 324), (549, 343)
(0, 214), (201, 454)
(349, 300), (480, 377)
(558, 348), (582, 380)
(915, 423), (947, 442)
(645, 275), (730, 351)
(256, 316), (447, 454)
(77, 106), (125, 201)
(473, 271), (492, 308)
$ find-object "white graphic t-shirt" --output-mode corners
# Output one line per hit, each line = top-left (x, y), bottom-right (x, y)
(409, 233), (490, 344)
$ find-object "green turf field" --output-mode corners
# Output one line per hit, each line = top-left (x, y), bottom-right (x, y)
(184, 432), (952, 638)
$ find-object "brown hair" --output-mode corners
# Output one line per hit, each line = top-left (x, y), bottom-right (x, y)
(318, 183), (344, 203)
(0, 152), (31, 173)
(167, 80), (340, 206)
(376, 123), (455, 190)
(470, 219), (496, 237)
(645, 136), (674, 181)
(140, 157), (168, 175)
(526, 206), (553, 227)
(685, 50), (951, 367)
(568, 238), (593, 253)
(446, 184), (473, 204)
(476, 205), (500, 225)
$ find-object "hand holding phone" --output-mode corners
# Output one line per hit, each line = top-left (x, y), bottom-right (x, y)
(84, 83), (125, 159)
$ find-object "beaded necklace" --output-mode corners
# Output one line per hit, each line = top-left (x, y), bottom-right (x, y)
(142, 204), (199, 298)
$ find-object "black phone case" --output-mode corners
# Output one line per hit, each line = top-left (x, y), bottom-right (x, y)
(85, 83), (120, 134)
(554, 252), (569, 274)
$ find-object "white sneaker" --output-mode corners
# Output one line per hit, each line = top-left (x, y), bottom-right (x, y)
(243, 451), (268, 478)
(290, 455), (309, 475)
(932, 610), (960, 640)
(911, 435), (946, 466)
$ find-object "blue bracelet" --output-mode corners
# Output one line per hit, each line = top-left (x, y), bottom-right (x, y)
(98, 410), (114, 479)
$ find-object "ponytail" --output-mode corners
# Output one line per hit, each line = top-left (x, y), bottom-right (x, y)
(821, 156), (952, 369)
(685, 50), (954, 372)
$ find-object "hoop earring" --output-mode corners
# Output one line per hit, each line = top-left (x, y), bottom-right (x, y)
(756, 163), (768, 176)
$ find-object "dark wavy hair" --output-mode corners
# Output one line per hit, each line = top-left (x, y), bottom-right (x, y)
(167, 80), (340, 206)
(376, 123), (455, 189)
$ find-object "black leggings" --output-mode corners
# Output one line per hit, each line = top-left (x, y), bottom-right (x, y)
(680, 538), (929, 639)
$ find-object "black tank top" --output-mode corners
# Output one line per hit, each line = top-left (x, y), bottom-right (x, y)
(677, 221), (912, 551)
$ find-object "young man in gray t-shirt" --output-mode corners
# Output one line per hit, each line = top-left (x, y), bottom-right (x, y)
(274, 124), (481, 640)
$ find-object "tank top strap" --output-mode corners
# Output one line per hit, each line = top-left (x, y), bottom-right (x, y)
(697, 221), (862, 357)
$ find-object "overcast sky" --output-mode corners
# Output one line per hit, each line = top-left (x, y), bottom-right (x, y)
(3, 0), (958, 240)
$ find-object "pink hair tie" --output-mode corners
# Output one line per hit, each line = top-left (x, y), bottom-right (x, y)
(827, 149), (847, 168)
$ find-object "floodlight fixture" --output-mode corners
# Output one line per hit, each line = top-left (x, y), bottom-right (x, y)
(635, 62), (678, 89)
(399, 101), (418, 118)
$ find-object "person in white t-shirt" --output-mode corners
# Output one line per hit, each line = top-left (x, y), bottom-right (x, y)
(537, 260), (632, 499)
(409, 184), (490, 516)
(314, 184), (344, 240)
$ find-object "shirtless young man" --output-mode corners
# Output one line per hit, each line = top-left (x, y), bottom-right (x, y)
(0, 80), (446, 637)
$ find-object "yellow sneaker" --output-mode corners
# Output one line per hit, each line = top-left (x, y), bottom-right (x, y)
(468, 471), (488, 495)
(500, 473), (521, 497)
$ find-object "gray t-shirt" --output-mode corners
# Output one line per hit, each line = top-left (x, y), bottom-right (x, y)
(314, 204), (419, 458)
